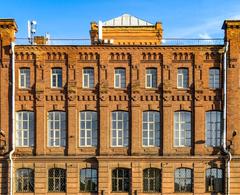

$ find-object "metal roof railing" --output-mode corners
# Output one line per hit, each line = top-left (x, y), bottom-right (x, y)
(15, 38), (224, 46)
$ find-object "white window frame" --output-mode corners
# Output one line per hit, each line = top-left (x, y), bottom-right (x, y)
(177, 68), (188, 89)
(209, 68), (220, 89)
(111, 111), (128, 147)
(145, 68), (157, 88)
(205, 111), (222, 147)
(16, 111), (34, 147)
(82, 68), (94, 88)
(19, 68), (30, 89)
(51, 68), (62, 88)
(174, 111), (191, 147)
(48, 111), (66, 147)
(142, 111), (160, 147)
(80, 111), (97, 147)
(114, 68), (126, 88)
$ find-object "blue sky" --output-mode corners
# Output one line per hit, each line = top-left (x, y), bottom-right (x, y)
(1, 0), (240, 39)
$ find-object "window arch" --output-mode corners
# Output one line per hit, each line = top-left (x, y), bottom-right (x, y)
(143, 168), (161, 192)
(48, 168), (66, 192)
(48, 111), (66, 147)
(206, 111), (222, 147)
(16, 111), (34, 147)
(142, 111), (160, 147)
(80, 168), (98, 192)
(174, 111), (191, 147)
(111, 111), (129, 147)
(112, 168), (130, 192)
(16, 168), (34, 192)
(175, 168), (193, 192)
(206, 168), (223, 193)
(80, 111), (98, 147)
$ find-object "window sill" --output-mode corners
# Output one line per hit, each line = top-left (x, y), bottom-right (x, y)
(18, 88), (31, 91)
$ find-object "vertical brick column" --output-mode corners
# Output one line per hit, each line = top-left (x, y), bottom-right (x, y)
(162, 163), (174, 194)
(67, 54), (78, 155)
(34, 162), (47, 195)
(66, 163), (78, 195)
(131, 162), (141, 194)
(98, 52), (110, 155)
(130, 52), (142, 155)
(98, 160), (109, 195)
(193, 163), (205, 194)
(35, 59), (46, 155)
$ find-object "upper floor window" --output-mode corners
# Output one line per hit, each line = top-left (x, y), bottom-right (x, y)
(209, 68), (220, 89)
(16, 111), (34, 147)
(19, 68), (30, 88)
(114, 68), (126, 88)
(143, 168), (161, 192)
(111, 111), (129, 147)
(177, 68), (188, 88)
(174, 111), (191, 147)
(142, 111), (160, 147)
(80, 111), (97, 147)
(16, 168), (34, 192)
(206, 168), (223, 193)
(206, 111), (222, 147)
(112, 168), (130, 192)
(83, 68), (94, 88)
(48, 111), (66, 147)
(80, 168), (97, 192)
(48, 168), (66, 192)
(146, 68), (157, 88)
(175, 168), (193, 192)
(51, 68), (62, 88)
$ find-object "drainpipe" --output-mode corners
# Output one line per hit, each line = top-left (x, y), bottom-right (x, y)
(223, 41), (231, 195)
(9, 42), (15, 195)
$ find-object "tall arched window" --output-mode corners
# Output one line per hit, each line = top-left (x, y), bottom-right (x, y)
(80, 111), (98, 147)
(16, 168), (34, 192)
(48, 111), (66, 147)
(206, 168), (223, 193)
(111, 111), (129, 147)
(80, 168), (98, 192)
(142, 111), (160, 147)
(206, 111), (222, 147)
(174, 111), (191, 147)
(112, 168), (130, 192)
(175, 168), (193, 192)
(143, 168), (161, 192)
(48, 168), (66, 192)
(16, 111), (34, 147)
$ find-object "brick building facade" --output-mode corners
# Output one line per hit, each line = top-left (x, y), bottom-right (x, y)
(0, 15), (240, 195)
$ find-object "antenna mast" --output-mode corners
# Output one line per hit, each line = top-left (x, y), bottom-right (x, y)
(27, 20), (37, 44)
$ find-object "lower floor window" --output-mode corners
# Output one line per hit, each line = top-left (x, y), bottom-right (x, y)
(80, 168), (98, 192)
(206, 168), (223, 193)
(143, 168), (161, 192)
(48, 168), (66, 192)
(175, 168), (193, 192)
(16, 168), (34, 192)
(112, 168), (130, 192)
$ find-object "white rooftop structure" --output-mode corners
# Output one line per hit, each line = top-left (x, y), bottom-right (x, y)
(102, 14), (153, 27)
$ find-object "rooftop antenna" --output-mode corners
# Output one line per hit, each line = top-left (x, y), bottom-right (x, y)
(28, 20), (37, 44)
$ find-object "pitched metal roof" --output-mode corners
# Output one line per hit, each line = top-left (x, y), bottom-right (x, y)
(102, 14), (153, 26)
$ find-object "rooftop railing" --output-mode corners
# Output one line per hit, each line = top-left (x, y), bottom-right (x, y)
(15, 38), (224, 46)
